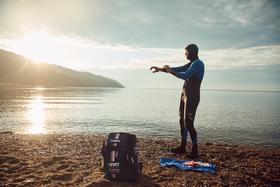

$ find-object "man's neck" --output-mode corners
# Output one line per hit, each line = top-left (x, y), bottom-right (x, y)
(189, 56), (199, 62)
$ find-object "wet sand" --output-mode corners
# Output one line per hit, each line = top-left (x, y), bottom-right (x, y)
(0, 132), (279, 186)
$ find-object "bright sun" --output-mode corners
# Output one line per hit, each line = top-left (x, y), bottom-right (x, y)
(9, 29), (67, 65)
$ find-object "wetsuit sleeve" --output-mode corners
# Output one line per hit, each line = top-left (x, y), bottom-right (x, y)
(170, 63), (191, 73)
(171, 60), (200, 80)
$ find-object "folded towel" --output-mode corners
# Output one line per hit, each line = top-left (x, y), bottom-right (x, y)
(160, 157), (216, 173)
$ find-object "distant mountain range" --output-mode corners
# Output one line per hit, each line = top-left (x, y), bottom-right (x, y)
(0, 49), (123, 88)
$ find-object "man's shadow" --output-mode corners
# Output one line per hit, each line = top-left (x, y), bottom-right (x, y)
(86, 174), (159, 187)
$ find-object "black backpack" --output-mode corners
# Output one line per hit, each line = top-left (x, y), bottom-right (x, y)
(101, 132), (142, 182)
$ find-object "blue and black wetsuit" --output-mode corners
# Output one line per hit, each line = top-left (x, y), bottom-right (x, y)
(170, 58), (205, 146)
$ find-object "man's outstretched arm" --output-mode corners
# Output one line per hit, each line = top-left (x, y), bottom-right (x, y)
(150, 63), (191, 73)
(165, 61), (201, 80)
(169, 63), (191, 73)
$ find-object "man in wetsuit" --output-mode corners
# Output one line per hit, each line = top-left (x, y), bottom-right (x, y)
(150, 44), (204, 158)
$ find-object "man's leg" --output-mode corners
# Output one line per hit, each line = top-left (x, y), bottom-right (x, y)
(185, 113), (198, 158)
(171, 94), (188, 154)
(185, 103), (198, 158)
(171, 116), (188, 153)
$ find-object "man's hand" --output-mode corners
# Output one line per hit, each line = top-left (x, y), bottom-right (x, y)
(163, 65), (171, 73)
(150, 66), (160, 73)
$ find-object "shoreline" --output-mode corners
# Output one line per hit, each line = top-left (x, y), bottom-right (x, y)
(1, 131), (278, 148)
(1, 133), (279, 186)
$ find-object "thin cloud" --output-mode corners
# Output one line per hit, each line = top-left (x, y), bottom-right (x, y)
(0, 30), (279, 70)
(121, 45), (280, 70)
(201, 45), (280, 69)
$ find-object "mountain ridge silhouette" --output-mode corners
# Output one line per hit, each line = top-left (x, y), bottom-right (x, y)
(0, 49), (123, 88)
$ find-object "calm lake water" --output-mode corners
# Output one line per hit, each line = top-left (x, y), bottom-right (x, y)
(0, 87), (279, 147)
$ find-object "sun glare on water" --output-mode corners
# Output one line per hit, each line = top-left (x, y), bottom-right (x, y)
(26, 96), (46, 134)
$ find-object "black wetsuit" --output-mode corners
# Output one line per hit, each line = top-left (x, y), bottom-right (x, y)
(171, 59), (204, 144)
(179, 76), (202, 143)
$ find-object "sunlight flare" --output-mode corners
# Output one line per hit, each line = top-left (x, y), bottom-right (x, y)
(5, 29), (73, 65)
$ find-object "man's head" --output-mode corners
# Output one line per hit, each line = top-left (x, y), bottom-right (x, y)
(185, 44), (199, 61)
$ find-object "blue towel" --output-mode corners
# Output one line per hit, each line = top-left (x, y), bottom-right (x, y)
(160, 157), (216, 173)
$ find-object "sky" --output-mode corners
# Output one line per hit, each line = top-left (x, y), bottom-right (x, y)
(0, 0), (279, 90)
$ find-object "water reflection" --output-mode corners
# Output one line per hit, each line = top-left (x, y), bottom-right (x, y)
(26, 96), (46, 134)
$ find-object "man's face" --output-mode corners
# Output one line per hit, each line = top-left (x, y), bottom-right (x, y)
(185, 49), (189, 60)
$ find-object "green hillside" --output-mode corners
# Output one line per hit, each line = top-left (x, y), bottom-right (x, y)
(0, 49), (123, 88)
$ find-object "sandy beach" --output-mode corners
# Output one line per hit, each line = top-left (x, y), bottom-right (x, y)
(0, 132), (279, 187)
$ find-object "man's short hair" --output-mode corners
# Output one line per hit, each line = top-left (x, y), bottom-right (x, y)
(185, 44), (199, 55)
